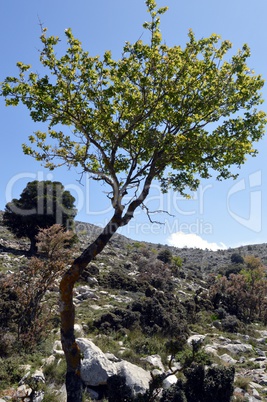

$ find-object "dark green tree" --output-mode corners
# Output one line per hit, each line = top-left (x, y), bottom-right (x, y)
(3, 180), (76, 254)
(157, 248), (173, 264)
(230, 253), (244, 264)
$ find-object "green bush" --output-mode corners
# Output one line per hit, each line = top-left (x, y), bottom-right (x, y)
(94, 308), (140, 333)
(230, 253), (244, 264)
(0, 356), (25, 389)
(99, 269), (142, 292)
(221, 315), (242, 333)
(43, 358), (66, 386)
(131, 292), (188, 337)
(202, 365), (235, 402)
(161, 364), (235, 402)
(157, 249), (173, 264)
(95, 292), (189, 339)
(107, 375), (133, 402)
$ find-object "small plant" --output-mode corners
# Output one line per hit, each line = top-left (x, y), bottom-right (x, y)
(43, 357), (67, 386)
(234, 376), (251, 392)
(0, 356), (25, 390)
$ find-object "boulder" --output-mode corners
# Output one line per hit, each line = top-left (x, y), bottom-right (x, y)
(219, 353), (237, 364)
(204, 345), (218, 356)
(76, 338), (152, 396)
(116, 360), (152, 396)
(76, 338), (117, 386)
(187, 334), (206, 345)
(162, 374), (178, 390)
(141, 354), (165, 372)
(221, 343), (253, 355)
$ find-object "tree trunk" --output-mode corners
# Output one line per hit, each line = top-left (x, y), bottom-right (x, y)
(59, 214), (122, 402)
(29, 237), (38, 255)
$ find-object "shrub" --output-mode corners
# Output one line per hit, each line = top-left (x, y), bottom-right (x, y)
(95, 292), (189, 341)
(221, 315), (241, 333)
(223, 264), (243, 278)
(100, 269), (142, 292)
(209, 256), (267, 324)
(163, 364), (235, 402)
(131, 292), (188, 337)
(231, 253), (244, 264)
(202, 365), (235, 402)
(94, 308), (140, 333)
(137, 259), (174, 292)
(107, 375), (133, 402)
(0, 356), (25, 390)
(157, 249), (173, 264)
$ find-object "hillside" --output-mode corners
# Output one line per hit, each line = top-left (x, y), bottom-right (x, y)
(1, 212), (267, 401)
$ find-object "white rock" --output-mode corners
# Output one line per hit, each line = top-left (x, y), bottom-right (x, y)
(15, 384), (32, 399)
(187, 334), (206, 345)
(31, 369), (45, 383)
(42, 355), (56, 366)
(116, 360), (151, 396)
(54, 349), (65, 356)
(86, 388), (99, 400)
(250, 381), (263, 390)
(221, 343), (253, 355)
(74, 323), (84, 336)
(77, 338), (117, 386)
(53, 340), (62, 351)
(219, 353), (237, 364)
(162, 374), (178, 390)
(141, 354), (165, 371)
(251, 387), (260, 398)
(105, 352), (121, 362)
(204, 345), (218, 356)
(70, 338), (153, 396)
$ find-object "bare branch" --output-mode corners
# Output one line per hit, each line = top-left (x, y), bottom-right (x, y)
(141, 203), (175, 224)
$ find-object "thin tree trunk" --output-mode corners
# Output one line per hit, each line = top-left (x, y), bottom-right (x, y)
(29, 237), (38, 255)
(59, 214), (122, 402)
(59, 170), (155, 401)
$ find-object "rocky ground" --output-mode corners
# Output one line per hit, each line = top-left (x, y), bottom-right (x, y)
(1, 213), (267, 401)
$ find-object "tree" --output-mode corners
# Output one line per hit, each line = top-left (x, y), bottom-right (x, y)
(3, 180), (76, 254)
(230, 252), (244, 264)
(157, 248), (173, 264)
(1, 1), (266, 400)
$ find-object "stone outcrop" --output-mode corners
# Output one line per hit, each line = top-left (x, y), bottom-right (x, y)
(76, 338), (151, 396)
(76, 338), (118, 386)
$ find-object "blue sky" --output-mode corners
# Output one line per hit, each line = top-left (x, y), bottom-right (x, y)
(1, 0), (267, 250)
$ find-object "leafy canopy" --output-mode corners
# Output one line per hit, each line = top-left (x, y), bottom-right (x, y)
(3, 180), (76, 252)
(1, 0), (266, 220)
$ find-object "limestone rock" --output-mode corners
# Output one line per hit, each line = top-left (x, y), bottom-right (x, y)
(219, 353), (237, 364)
(162, 374), (178, 390)
(141, 354), (165, 372)
(76, 338), (117, 386)
(187, 334), (206, 345)
(76, 338), (152, 396)
(221, 343), (253, 355)
(116, 360), (151, 396)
